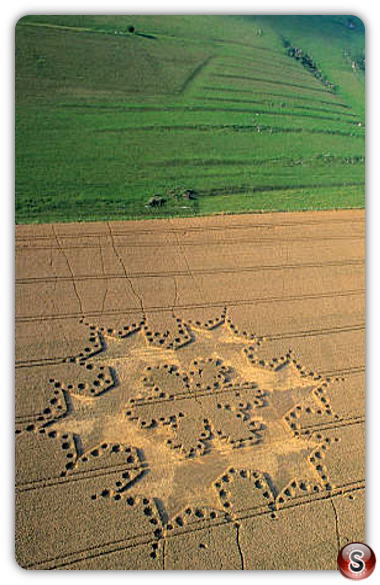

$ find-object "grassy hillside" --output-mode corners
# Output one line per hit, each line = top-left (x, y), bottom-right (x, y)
(15, 15), (365, 223)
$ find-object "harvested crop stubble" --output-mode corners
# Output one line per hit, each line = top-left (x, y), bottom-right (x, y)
(15, 209), (364, 569)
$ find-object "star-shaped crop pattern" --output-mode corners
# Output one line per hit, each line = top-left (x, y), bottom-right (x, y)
(26, 312), (342, 524)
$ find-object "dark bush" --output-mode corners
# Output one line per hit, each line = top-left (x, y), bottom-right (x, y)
(147, 195), (165, 207)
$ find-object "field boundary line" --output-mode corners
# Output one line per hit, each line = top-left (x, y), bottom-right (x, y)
(15, 356), (64, 366)
(265, 322), (364, 341)
(319, 365), (365, 377)
(15, 259), (365, 285)
(300, 415), (365, 435)
(15, 234), (366, 251)
(16, 462), (144, 493)
(15, 288), (365, 324)
(87, 124), (364, 139)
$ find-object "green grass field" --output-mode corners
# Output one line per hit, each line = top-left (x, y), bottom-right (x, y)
(15, 15), (365, 223)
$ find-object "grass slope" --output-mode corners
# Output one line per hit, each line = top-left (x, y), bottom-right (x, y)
(15, 15), (365, 224)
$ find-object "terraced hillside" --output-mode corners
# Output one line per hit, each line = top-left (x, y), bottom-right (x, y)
(15, 15), (365, 223)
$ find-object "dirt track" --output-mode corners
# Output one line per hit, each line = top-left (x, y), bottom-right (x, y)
(15, 209), (365, 570)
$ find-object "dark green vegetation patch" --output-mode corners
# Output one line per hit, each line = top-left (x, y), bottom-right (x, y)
(15, 15), (365, 224)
